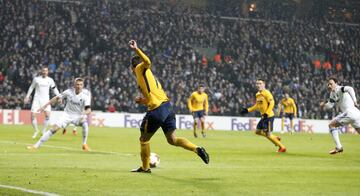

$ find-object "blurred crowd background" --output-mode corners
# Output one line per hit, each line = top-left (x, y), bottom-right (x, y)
(1, 0), (359, 119)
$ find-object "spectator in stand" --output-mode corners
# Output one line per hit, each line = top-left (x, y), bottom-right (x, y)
(0, 0), (359, 121)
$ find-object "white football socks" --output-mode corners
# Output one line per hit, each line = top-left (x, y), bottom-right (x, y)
(82, 122), (89, 145)
(42, 117), (50, 134)
(330, 128), (342, 149)
(31, 116), (39, 133)
(34, 130), (54, 148)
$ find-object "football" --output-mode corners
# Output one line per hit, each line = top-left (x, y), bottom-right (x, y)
(149, 152), (160, 168)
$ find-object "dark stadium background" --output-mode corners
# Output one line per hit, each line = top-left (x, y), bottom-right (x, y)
(1, 0), (359, 119)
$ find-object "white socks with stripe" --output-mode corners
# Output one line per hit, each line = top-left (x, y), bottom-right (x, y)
(34, 130), (54, 148)
(330, 128), (342, 149)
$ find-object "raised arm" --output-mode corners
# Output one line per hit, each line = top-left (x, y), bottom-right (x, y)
(129, 40), (151, 69)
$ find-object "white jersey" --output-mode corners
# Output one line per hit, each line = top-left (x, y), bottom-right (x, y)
(329, 86), (358, 112)
(59, 88), (91, 115)
(26, 76), (59, 100)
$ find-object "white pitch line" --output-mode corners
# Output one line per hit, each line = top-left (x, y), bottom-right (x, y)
(0, 140), (134, 157)
(0, 184), (60, 196)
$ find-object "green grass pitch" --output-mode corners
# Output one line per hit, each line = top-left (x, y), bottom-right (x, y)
(0, 125), (360, 195)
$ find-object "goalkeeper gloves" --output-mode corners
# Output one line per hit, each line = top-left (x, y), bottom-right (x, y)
(262, 113), (268, 118)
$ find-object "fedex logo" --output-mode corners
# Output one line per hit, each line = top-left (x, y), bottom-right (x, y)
(231, 118), (257, 131)
(283, 119), (314, 133)
(124, 114), (142, 128)
(178, 116), (214, 130)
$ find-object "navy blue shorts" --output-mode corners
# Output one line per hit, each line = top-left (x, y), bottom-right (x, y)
(192, 110), (205, 119)
(256, 117), (274, 132)
(140, 102), (176, 134)
(284, 113), (294, 120)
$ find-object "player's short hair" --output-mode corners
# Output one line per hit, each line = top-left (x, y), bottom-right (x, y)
(131, 56), (141, 68)
(41, 65), (48, 69)
(74, 77), (84, 83)
(256, 78), (265, 83)
(198, 84), (205, 88)
(328, 77), (338, 84)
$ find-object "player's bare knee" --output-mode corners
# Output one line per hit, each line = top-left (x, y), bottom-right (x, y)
(165, 131), (176, 145)
(139, 136), (150, 143)
(166, 137), (176, 145)
(139, 136), (145, 142)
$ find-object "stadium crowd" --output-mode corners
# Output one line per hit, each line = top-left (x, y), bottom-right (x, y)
(1, 0), (359, 119)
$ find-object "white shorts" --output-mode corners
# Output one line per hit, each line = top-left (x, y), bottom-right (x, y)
(55, 113), (86, 129)
(31, 99), (51, 113)
(334, 109), (360, 129)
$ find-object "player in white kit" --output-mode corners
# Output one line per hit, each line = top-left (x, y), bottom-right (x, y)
(27, 78), (92, 151)
(24, 66), (60, 139)
(320, 77), (360, 154)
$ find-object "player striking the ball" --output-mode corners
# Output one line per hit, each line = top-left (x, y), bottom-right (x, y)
(129, 40), (209, 173)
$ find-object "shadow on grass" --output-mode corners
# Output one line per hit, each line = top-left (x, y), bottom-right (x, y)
(150, 173), (222, 191)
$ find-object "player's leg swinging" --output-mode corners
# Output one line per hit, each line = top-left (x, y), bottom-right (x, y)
(255, 118), (286, 152)
(28, 124), (61, 149)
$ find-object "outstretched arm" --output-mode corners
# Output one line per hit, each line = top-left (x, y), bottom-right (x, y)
(37, 96), (61, 113)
